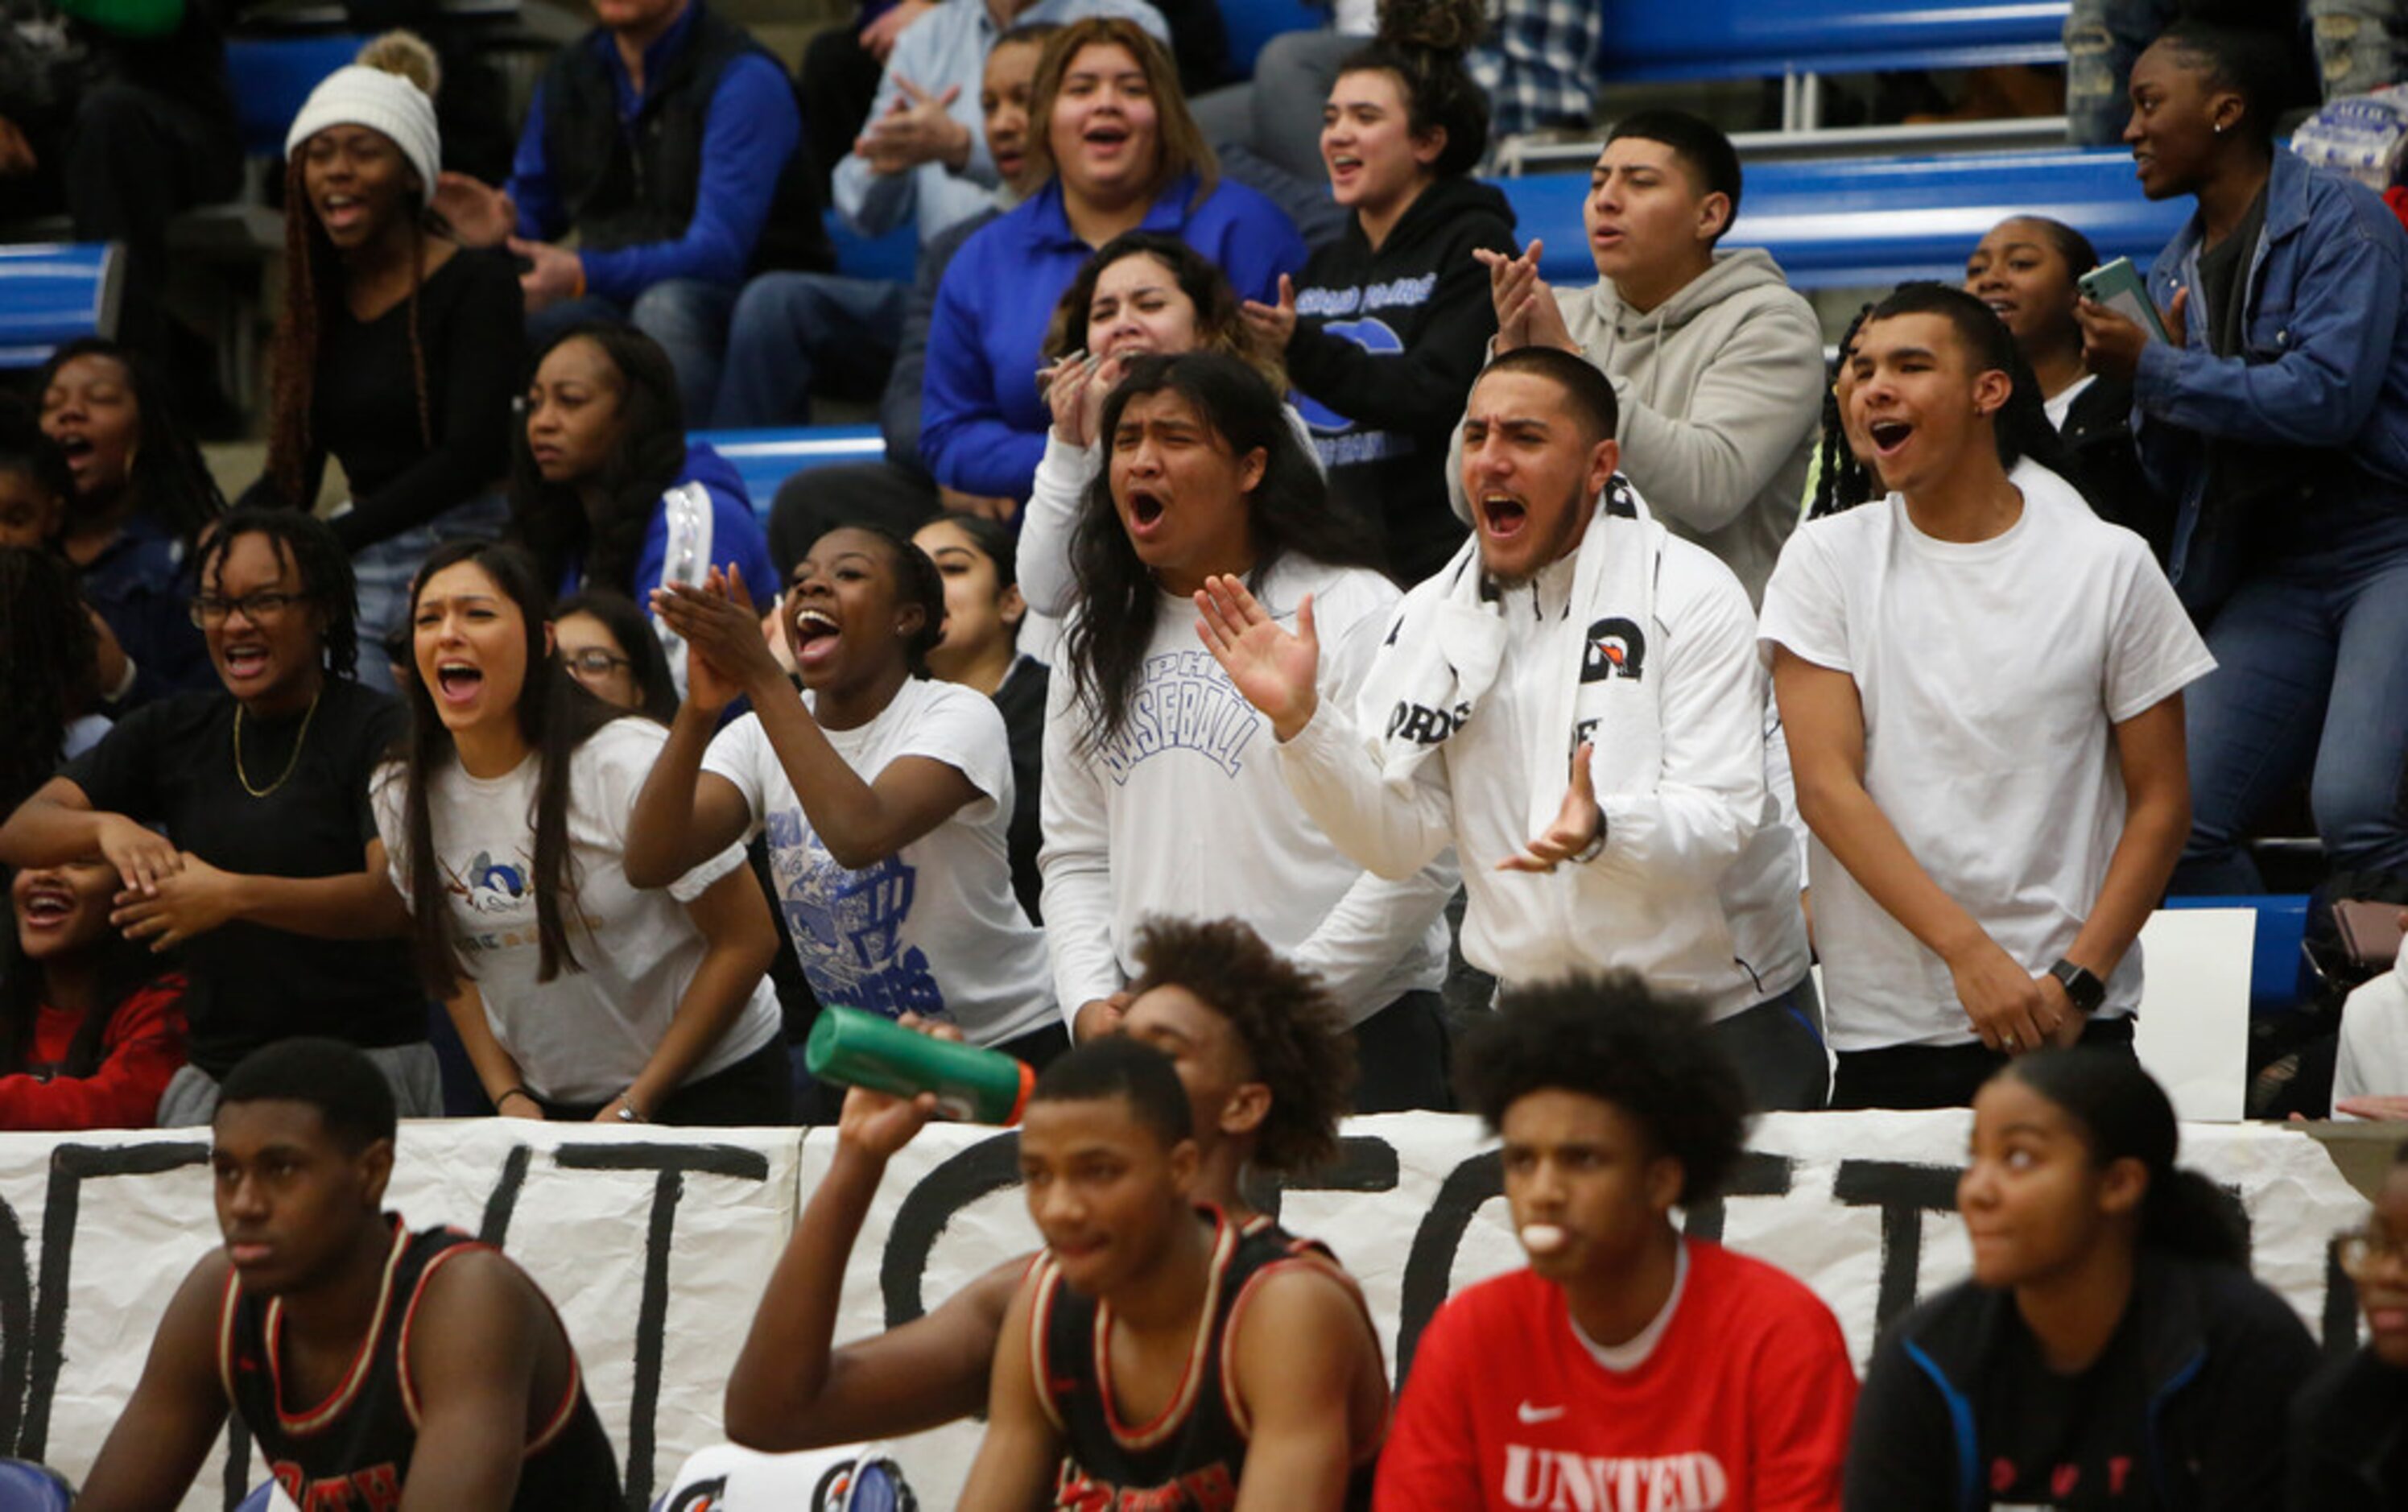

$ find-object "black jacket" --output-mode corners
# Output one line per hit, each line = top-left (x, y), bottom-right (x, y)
(2059, 373), (2175, 568)
(1844, 1251), (2321, 1512)
(2289, 1346), (2408, 1508)
(1284, 175), (1516, 584)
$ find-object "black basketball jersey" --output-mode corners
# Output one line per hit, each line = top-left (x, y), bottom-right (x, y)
(1031, 1209), (1377, 1511)
(219, 1220), (622, 1509)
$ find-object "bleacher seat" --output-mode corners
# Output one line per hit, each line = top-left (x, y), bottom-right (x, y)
(824, 209), (918, 286)
(0, 242), (120, 368)
(1490, 147), (2191, 291)
(2163, 894), (2316, 1018)
(1218, 0), (1324, 80)
(225, 35), (368, 159)
(1595, 0), (2069, 85)
(696, 426), (886, 514)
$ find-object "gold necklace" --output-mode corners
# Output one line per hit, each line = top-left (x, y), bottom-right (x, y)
(233, 687), (323, 799)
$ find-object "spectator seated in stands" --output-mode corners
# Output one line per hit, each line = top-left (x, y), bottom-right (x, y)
(1766, 285), (2212, 1112)
(2291, 1141), (2408, 1504)
(552, 590), (681, 725)
(919, 17), (1306, 510)
(0, 399), (68, 552)
(374, 539), (789, 1126)
(2064, 0), (2400, 147)
(0, 510), (436, 1125)
(1047, 352), (1453, 1111)
(2077, 20), (2408, 898)
(1203, 348), (1820, 1111)
(0, 0), (239, 381)
(0, 853), (188, 1130)
(714, 21), (1055, 432)
(1964, 214), (2174, 562)
(510, 321), (775, 696)
(1456, 110), (1823, 607)
(1242, 0), (1513, 584)
(1847, 1051), (2320, 1509)
(624, 527), (1064, 1066)
(0, 547), (108, 820)
(244, 33), (522, 698)
(2332, 910), (2408, 1119)
(913, 514), (1047, 923)
(434, 0), (819, 423)
(36, 339), (221, 709)
(1018, 229), (1309, 616)
(834, 0), (1167, 252)
(1375, 976), (1858, 1510)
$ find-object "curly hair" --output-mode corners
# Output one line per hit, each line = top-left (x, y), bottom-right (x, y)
(1129, 916), (1354, 1175)
(1456, 973), (1749, 1205)
(0, 547), (99, 817)
(35, 339), (225, 549)
(1042, 231), (1287, 392)
(195, 508), (362, 681)
(508, 322), (688, 603)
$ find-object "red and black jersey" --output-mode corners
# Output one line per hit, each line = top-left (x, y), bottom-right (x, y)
(219, 1219), (621, 1510)
(1031, 1209), (1377, 1512)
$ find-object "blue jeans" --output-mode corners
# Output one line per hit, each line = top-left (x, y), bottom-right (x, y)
(711, 272), (907, 429)
(350, 494), (510, 694)
(528, 278), (739, 426)
(2175, 537), (2408, 892)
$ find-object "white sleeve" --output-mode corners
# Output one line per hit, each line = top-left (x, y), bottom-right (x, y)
(2334, 973), (2408, 1115)
(1755, 523), (1852, 674)
(2103, 541), (2217, 724)
(1591, 558), (1765, 890)
(1017, 434), (1099, 619)
(890, 684), (1013, 824)
(1273, 606), (1459, 881)
(1288, 853), (1456, 1025)
(592, 720), (748, 903)
(370, 762), (410, 901)
(696, 713), (773, 836)
(829, 24), (929, 237)
(1036, 665), (1125, 1018)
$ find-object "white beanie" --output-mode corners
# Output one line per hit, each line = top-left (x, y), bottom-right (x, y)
(285, 63), (443, 208)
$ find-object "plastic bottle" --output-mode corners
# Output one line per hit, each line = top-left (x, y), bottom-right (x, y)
(803, 1006), (1036, 1126)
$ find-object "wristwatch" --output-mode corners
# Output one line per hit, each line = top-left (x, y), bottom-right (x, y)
(1571, 810), (1609, 865)
(2048, 957), (2106, 1016)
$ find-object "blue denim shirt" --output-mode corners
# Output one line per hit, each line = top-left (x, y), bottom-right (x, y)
(2136, 147), (2408, 601)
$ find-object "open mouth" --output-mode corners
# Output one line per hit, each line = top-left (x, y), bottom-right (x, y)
(221, 644), (270, 680)
(1083, 122), (1130, 151)
(995, 147), (1025, 178)
(1477, 494), (1528, 539)
(434, 661), (485, 705)
(319, 193), (366, 230)
(1122, 487), (1167, 534)
(19, 888), (74, 927)
(1868, 419), (1914, 457)
(1328, 152), (1361, 177)
(1981, 298), (2014, 318)
(793, 606), (844, 667)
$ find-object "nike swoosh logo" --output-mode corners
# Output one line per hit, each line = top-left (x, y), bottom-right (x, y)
(1518, 1403), (1566, 1423)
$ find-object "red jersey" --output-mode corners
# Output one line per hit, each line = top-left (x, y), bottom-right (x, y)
(0, 976), (188, 1130)
(1375, 1240), (1857, 1512)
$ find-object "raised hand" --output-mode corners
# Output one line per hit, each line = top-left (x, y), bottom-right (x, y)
(1499, 742), (1602, 873)
(435, 171), (515, 248)
(97, 813), (181, 897)
(1475, 241), (1545, 352)
(1239, 274), (1299, 353)
(835, 1014), (961, 1151)
(856, 74), (969, 175)
(653, 564), (786, 704)
(1193, 575), (1320, 742)
(510, 237), (585, 315)
(1044, 349), (1102, 446)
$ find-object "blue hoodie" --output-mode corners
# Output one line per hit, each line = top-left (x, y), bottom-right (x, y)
(564, 440), (777, 611)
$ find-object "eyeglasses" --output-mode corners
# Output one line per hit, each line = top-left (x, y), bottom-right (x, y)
(562, 648), (631, 676)
(189, 591), (306, 626)
(2337, 1227), (2408, 1279)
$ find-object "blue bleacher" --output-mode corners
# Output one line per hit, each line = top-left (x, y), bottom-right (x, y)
(1219, 0), (1324, 80)
(1493, 147), (2191, 291)
(225, 35), (366, 159)
(1593, 0), (2070, 82)
(697, 426), (886, 511)
(0, 242), (120, 368)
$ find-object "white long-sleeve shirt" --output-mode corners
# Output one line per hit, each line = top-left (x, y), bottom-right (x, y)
(1274, 541), (1807, 1018)
(1038, 555), (1452, 1024)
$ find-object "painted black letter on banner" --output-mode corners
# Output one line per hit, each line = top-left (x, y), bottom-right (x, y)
(552, 1142), (770, 1512)
(1678, 1152), (1797, 1246)
(1239, 1136), (1399, 1228)
(881, 1133), (1022, 1330)
(1395, 1150), (1501, 1386)
(1831, 1159), (1963, 1332)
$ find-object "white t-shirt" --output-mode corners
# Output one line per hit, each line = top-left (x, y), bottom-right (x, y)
(372, 717), (784, 1105)
(2043, 373), (2098, 432)
(1757, 462), (2216, 1051)
(2334, 940), (2408, 1116)
(703, 677), (1056, 1047)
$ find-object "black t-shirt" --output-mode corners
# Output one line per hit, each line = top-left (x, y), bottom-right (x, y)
(2197, 184), (2269, 362)
(2290, 1347), (2408, 1506)
(1978, 1305), (2158, 1509)
(62, 679), (425, 1076)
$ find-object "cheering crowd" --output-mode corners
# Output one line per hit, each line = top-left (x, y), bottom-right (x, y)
(1, 0), (2407, 1504)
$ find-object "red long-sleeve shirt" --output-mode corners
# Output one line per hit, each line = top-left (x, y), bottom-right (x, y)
(0, 976), (189, 1130)
(1376, 1240), (1859, 1512)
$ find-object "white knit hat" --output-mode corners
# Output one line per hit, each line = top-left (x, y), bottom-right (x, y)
(285, 54), (442, 208)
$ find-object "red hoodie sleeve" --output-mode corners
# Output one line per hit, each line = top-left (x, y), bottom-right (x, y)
(1373, 1283), (1488, 1511)
(0, 976), (190, 1130)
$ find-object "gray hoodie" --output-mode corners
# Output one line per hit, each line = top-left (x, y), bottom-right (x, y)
(1451, 247), (1825, 605)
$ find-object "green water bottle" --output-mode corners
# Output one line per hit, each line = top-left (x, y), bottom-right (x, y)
(804, 1006), (1036, 1126)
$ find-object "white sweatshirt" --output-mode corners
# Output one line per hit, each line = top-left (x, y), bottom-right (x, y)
(1274, 540), (1808, 1018)
(1039, 553), (1453, 1024)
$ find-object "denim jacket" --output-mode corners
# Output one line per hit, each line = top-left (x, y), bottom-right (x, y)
(2135, 147), (2408, 612)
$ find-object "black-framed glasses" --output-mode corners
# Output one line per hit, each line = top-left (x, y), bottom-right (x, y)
(562, 648), (632, 676)
(188, 591), (306, 626)
(2337, 1226), (2408, 1279)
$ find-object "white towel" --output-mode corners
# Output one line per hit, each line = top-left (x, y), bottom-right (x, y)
(1361, 475), (1667, 839)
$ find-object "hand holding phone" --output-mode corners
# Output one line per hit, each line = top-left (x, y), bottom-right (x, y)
(2078, 258), (2171, 344)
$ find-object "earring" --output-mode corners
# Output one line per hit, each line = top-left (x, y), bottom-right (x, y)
(2214, 122), (2228, 135)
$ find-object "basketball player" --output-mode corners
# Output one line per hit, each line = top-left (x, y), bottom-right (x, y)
(724, 915), (1357, 1451)
(1375, 975), (1857, 1510)
(960, 1037), (1388, 1510)
(78, 1039), (621, 1510)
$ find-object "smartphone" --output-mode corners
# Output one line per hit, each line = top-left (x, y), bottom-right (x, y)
(2078, 257), (2171, 344)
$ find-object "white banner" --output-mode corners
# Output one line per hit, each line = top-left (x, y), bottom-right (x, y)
(0, 1113), (2372, 1510)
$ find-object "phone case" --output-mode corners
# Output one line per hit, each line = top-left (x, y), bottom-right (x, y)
(2079, 258), (2171, 344)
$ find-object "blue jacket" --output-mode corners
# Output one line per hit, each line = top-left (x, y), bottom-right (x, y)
(918, 172), (1307, 500)
(561, 442), (778, 611)
(2136, 147), (2408, 609)
(1844, 1251), (2320, 1512)
(81, 514), (214, 710)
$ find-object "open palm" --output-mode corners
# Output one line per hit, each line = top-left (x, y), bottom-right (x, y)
(1194, 575), (1320, 740)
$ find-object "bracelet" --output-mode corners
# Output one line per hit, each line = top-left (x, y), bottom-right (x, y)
(1571, 808), (1609, 865)
(614, 1092), (648, 1124)
(496, 1085), (536, 1109)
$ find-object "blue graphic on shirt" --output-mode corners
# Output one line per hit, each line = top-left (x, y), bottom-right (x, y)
(1092, 651), (1261, 785)
(460, 853), (528, 915)
(764, 806), (948, 1021)
(1292, 316), (1403, 434)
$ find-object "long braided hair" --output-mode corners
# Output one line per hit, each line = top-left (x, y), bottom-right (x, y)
(264, 34), (441, 511)
(1807, 303), (1879, 520)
